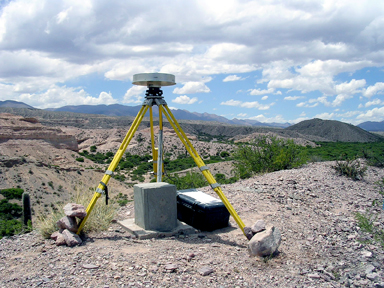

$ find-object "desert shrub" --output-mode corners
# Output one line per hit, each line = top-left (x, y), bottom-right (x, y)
(0, 219), (23, 238)
(362, 149), (384, 168)
(36, 185), (119, 239)
(115, 193), (131, 206)
(76, 157), (84, 162)
(0, 199), (22, 219)
(0, 188), (24, 200)
(220, 151), (230, 158)
(233, 136), (307, 179)
(214, 173), (238, 184)
(113, 174), (126, 182)
(165, 171), (208, 190)
(354, 177), (384, 247)
(90, 145), (97, 152)
(332, 158), (367, 180)
(307, 141), (384, 162)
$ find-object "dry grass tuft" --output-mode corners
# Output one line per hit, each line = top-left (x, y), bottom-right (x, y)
(36, 185), (119, 239)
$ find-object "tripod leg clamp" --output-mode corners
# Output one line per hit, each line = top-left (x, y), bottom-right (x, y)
(96, 181), (109, 205)
(199, 166), (209, 172)
(210, 183), (221, 189)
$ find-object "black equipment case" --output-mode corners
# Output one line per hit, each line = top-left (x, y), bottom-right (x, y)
(176, 189), (230, 231)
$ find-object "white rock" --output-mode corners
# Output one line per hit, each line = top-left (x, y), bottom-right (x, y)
(248, 225), (281, 257)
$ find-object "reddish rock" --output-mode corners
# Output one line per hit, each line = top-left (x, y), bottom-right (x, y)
(55, 233), (66, 246)
(50, 231), (61, 241)
(63, 203), (87, 219)
(56, 216), (78, 232)
(61, 229), (82, 247)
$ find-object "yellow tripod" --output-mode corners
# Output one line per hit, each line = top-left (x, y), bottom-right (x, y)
(77, 73), (245, 236)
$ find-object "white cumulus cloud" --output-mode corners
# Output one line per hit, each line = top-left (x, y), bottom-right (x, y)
(284, 96), (304, 101)
(223, 75), (242, 82)
(123, 86), (146, 104)
(249, 88), (274, 96)
(363, 82), (384, 98)
(173, 82), (210, 94)
(221, 99), (273, 110)
(172, 95), (198, 104)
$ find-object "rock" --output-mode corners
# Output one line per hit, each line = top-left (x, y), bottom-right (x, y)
(244, 226), (254, 240)
(367, 273), (379, 281)
(55, 233), (66, 246)
(50, 231), (61, 241)
(308, 273), (320, 279)
(0, 114), (78, 150)
(365, 264), (376, 274)
(361, 250), (373, 258)
(198, 266), (214, 276)
(56, 216), (78, 232)
(82, 263), (99, 269)
(164, 264), (177, 272)
(63, 203), (87, 219)
(62, 229), (82, 247)
(251, 220), (266, 234)
(248, 225), (281, 257)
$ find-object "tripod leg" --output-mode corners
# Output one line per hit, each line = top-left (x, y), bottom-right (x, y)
(162, 105), (246, 235)
(157, 105), (164, 182)
(77, 105), (149, 234)
(149, 106), (158, 180)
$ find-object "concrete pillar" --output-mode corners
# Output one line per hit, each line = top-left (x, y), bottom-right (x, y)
(134, 182), (177, 232)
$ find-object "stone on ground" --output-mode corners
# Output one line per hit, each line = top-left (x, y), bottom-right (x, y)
(61, 229), (82, 247)
(63, 203), (87, 219)
(56, 216), (78, 232)
(244, 226), (254, 240)
(251, 219), (266, 233)
(248, 225), (281, 257)
(55, 233), (66, 246)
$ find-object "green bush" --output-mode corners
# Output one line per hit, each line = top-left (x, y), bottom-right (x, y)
(362, 149), (384, 168)
(332, 158), (367, 180)
(220, 151), (230, 158)
(0, 199), (22, 219)
(233, 136), (307, 179)
(0, 219), (23, 238)
(0, 188), (24, 200)
(90, 145), (97, 152)
(166, 171), (208, 190)
(76, 157), (84, 162)
(214, 173), (238, 184)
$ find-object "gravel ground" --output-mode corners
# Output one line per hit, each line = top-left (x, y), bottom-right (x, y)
(1, 161), (384, 288)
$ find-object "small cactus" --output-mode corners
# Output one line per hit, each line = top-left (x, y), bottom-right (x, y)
(22, 192), (32, 228)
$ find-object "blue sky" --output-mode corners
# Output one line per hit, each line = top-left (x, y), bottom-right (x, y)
(1, 0), (384, 124)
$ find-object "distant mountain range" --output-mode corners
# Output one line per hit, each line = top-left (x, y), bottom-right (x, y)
(357, 121), (384, 131)
(1, 100), (384, 131)
(0, 100), (34, 109)
(48, 103), (291, 128)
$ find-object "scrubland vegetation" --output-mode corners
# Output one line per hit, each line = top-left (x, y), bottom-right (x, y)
(1, 136), (384, 239)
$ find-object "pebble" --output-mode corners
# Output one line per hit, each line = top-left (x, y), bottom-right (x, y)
(82, 263), (99, 269)
(198, 266), (214, 276)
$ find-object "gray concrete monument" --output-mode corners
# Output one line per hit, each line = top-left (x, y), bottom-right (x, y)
(134, 182), (178, 232)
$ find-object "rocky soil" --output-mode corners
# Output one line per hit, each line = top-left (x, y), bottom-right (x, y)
(1, 161), (384, 288)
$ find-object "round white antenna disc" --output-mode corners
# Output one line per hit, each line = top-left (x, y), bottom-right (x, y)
(132, 73), (176, 87)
